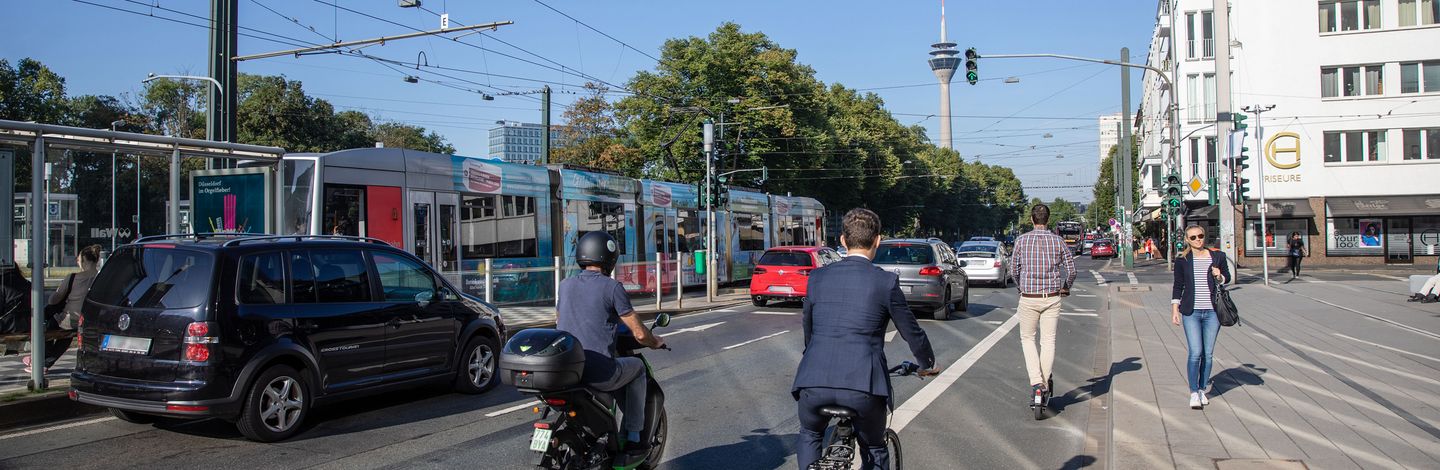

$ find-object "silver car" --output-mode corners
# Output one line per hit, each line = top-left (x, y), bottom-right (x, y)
(873, 239), (969, 320)
(954, 242), (1011, 287)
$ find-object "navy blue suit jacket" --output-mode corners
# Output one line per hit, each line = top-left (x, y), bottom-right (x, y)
(792, 256), (936, 400)
(1171, 249), (1232, 316)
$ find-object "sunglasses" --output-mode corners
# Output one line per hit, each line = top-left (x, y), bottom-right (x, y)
(1187, 235), (1205, 240)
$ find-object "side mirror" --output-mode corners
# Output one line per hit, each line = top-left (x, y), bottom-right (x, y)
(415, 290), (434, 307)
(653, 313), (671, 328)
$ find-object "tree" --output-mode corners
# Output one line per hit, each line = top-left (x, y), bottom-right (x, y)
(0, 58), (68, 126)
(372, 122), (455, 154)
(552, 83), (641, 176)
(1088, 140), (1141, 231)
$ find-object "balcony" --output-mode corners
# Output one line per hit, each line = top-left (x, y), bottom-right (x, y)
(1157, 10), (1172, 37)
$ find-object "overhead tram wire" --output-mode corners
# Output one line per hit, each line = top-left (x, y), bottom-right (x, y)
(531, 0), (662, 63)
(80, 0), (312, 49)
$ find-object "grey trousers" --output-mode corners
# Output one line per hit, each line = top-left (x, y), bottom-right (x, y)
(590, 356), (647, 434)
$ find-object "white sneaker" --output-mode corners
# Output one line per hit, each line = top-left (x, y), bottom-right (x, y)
(1189, 392), (1202, 409)
(1200, 392), (1210, 406)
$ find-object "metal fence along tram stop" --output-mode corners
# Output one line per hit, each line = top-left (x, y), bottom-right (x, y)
(0, 119), (285, 390)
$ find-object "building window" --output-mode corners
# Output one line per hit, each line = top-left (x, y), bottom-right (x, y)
(1408, 128), (1440, 159)
(1189, 138), (1201, 178)
(1321, 1), (1382, 32)
(1186, 74), (1200, 122)
(1324, 65), (1384, 97)
(1201, 11), (1214, 58)
(1399, 0), (1440, 26)
(1326, 218), (1385, 256)
(1322, 68), (1339, 97)
(1205, 136), (1218, 180)
(1324, 130), (1386, 163)
(1365, 65), (1384, 95)
(1186, 12), (1197, 59)
(1150, 164), (1163, 189)
(1246, 219), (1309, 257)
(1401, 61), (1440, 93)
(1203, 73), (1216, 120)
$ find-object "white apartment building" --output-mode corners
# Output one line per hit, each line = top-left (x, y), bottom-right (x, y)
(1138, 0), (1440, 266)
(488, 122), (568, 165)
(1098, 113), (1124, 162)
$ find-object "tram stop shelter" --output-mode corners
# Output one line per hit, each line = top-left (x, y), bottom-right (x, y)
(0, 119), (284, 390)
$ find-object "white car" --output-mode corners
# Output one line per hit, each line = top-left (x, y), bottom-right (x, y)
(954, 242), (1010, 287)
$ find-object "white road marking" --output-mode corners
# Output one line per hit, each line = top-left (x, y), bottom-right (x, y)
(1071, 308), (1096, 312)
(751, 311), (798, 316)
(1333, 333), (1440, 363)
(722, 330), (792, 350)
(1089, 270), (1108, 285)
(1127, 272), (1139, 285)
(1370, 274), (1409, 282)
(885, 330), (898, 343)
(0, 417), (117, 441)
(891, 314), (1020, 432)
(484, 400), (541, 417)
(983, 320), (1004, 325)
(1075, 294), (1097, 298)
(1278, 288), (1440, 341)
(664, 322), (726, 336)
(1061, 312), (1099, 317)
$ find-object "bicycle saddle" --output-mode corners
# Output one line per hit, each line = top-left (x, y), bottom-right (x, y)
(818, 406), (857, 418)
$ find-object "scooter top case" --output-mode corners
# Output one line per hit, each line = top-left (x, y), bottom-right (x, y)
(500, 329), (586, 393)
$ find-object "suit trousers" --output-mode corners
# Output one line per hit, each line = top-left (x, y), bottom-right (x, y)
(1017, 295), (1061, 387)
(796, 387), (890, 470)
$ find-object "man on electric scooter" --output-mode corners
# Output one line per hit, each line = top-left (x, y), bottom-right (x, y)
(556, 231), (667, 467)
(793, 208), (941, 470)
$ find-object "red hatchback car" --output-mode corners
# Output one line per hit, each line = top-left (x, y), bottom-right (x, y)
(749, 246), (842, 307)
(1090, 239), (1117, 259)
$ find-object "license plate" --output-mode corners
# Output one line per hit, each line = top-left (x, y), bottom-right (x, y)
(101, 335), (152, 355)
(901, 286), (912, 293)
(768, 285), (793, 293)
(530, 428), (552, 452)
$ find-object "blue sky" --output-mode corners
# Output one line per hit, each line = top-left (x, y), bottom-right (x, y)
(3, 0), (1155, 202)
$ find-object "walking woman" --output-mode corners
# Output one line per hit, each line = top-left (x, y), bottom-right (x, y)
(1171, 225), (1231, 410)
(1286, 232), (1305, 279)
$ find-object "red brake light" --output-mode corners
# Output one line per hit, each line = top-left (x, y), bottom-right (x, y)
(534, 422), (551, 430)
(919, 266), (943, 276)
(753, 267), (767, 274)
(544, 398), (568, 406)
(993, 260), (1003, 268)
(183, 322), (217, 362)
(184, 344), (211, 362)
(186, 322), (210, 337)
(165, 404), (209, 412)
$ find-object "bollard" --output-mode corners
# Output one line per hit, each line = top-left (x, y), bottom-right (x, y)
(553, 256), (562, 304)
(676, 254), (684, 309)
(483, 258), (493, 304)
(655, 260), (662, 310)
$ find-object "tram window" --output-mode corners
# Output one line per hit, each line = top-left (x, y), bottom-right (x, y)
(735, 213), (766, 251)
(677, 210), (698, 253)
(461, 195), (498, 259)
(281, 160), (315, 235)
(573, 200), (627, 255)
(462, 194), (538, 259)
(323, 186), (364, 236)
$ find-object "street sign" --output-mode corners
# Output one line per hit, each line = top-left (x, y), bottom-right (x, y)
(1188, 176), (1204, 195)
(47, 201), (60, 217)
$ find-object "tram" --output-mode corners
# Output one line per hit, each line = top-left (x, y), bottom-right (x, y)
(278, 147), (825, 305)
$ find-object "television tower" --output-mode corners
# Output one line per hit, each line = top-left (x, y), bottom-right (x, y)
(928, 0), (960, 149)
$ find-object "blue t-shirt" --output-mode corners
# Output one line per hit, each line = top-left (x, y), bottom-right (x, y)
(555, 270), (634, 384)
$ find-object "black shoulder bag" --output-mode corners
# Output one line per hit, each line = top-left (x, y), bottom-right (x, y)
(1212, 283), (1240, 327)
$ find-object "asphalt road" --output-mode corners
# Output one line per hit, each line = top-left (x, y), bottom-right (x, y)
(0, 257), (1113, 470)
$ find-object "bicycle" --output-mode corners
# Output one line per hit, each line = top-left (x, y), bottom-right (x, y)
(807, 361), (922, 470)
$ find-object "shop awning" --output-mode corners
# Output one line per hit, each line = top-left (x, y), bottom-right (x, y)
(1245, 199), (1315, 219)
(1187, 204), (1219, 220)
(1326, 195), (1440, 217)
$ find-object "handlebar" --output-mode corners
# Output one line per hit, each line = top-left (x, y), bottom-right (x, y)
(887, 361), (921, 377)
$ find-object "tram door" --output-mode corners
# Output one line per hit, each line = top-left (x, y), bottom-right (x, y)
(648, 208), (679, 294)
(409, 191), (461, 276)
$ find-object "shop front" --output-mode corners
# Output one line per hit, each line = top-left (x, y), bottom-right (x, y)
(1242, 199), (1316, 258)
(1324, 195), (1440, 265)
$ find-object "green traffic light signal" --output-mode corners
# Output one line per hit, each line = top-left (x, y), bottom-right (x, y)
(964, 48), (979, 85)
(1233, 113), (1249, 131)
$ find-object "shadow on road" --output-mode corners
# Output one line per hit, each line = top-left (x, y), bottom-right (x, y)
(662, 428), (796, 470)
(1050, 357), (1142, 414)
(952, 303), (999, 320)
(1210, 363), (1266, 397)
(1059, 455), (1098, 469)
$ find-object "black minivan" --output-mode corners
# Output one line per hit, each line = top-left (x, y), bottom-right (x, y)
(70, 234), (507, 442)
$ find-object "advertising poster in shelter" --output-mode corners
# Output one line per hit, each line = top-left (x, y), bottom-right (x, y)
(191, 168), (272, 234)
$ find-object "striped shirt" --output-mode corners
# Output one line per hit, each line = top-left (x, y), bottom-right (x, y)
(1192, 255), (1214, 310)
(1009, 228), (1077, 294)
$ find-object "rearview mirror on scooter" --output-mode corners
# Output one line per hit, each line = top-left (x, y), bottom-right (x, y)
(653, 313), (671, 328)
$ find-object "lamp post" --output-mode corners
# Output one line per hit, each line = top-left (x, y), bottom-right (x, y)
(143, 74), (225, 141)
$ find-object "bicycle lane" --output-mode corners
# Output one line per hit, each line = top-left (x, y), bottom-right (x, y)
(890, 284), (1107, 469)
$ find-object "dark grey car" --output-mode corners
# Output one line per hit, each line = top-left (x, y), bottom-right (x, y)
(872, 239), (969, 320)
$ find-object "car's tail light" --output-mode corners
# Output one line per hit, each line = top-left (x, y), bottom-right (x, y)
(183, 321), (218, 362)
(919, 266), (943, 276)
(798, 268), (812, 276)
(753, 267), (767, 274)
(993, 260), (1003, 268)
(544, 398), (568, 406)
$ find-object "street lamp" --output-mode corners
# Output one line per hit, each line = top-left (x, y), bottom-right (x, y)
(142, 73), (225, 141)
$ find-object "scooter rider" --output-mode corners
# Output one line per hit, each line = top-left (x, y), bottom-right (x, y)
(555, 231), (666, 467)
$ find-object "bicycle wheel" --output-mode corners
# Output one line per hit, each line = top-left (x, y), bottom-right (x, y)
(885, 428), (903, 470)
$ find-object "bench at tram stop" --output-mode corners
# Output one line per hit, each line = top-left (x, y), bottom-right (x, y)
(1, 330), (78, 356)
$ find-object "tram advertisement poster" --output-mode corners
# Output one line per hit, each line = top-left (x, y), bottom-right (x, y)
(190, 168), (272, 234)
(457, 158), (503, 194)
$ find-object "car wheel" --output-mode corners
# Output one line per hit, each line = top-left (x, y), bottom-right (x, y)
(934, 288), (952, 321)
(752, 296), (767, 307)
(236, 365), (310, 442)
(958, 287), (970, 312)
(110, 408), (158, 424)
(455, 334), (500, 394)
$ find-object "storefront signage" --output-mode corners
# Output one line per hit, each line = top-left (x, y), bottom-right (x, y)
(1266, 132), (1301, 170)
(191, 170), (270, 234)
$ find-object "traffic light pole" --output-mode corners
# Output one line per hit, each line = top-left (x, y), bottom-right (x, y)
(1244, 104), (1276, 286)
(703, 120), (716, 302)
(1214, 0), (1238, 267)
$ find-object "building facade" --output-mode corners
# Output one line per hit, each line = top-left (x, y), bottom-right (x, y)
(487, 122), (567, 165)
(1139, 0), (1440, 266)
(1099, 113), (1124, 162)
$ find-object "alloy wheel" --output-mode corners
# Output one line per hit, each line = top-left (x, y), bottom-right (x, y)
(469, 344), (495, 387)
(259, 376), (304, 433)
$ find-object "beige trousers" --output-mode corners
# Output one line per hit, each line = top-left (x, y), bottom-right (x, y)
(1017, 295), (1062, 387)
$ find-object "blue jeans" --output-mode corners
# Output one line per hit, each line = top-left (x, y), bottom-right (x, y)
(1182, 309), (1221, 393)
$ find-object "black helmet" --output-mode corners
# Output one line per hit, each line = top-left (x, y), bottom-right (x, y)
(576, 231), (619, 274)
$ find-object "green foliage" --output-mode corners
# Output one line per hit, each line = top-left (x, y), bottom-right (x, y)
(1088, 140), (1141, 231)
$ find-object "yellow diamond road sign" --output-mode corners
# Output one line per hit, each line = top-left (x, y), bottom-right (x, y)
(1188, 176), (1204, 195)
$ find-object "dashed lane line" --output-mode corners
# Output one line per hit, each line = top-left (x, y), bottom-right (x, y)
(0, 417), (117, 441)
(891, 314), (1020, 432)
(1333, 333), (1440, 363)
(1090, 270), (1108, 286)
(722, 330), (791, 350)
(484, 401), (541, 418)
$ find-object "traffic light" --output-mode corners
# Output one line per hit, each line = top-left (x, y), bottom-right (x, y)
(1164, 172), (1183, 213)
(1233, 140), (1252, 204)
(1232, 113), (1248, 131)
(1207, 177), (1218, 206)
(964, 48), (979, 85)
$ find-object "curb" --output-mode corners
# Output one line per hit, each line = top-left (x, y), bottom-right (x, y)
(0, 381), (104, 432)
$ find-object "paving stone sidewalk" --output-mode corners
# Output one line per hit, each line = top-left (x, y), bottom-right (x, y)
(1109, 271), (1440, 469)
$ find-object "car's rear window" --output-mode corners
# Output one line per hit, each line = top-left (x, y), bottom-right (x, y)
(874, 245), (935, 265)
(957, 244), (997, 253)
(89, 246), (215, 309)
(758, 251), (813, 267)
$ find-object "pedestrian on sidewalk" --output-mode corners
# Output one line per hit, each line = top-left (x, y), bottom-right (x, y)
(1171, 225), (1231, 410)
(1008, 204), (1076, 407)
(25, 244), (101, 374)
(1286, 232), (1305, 279)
